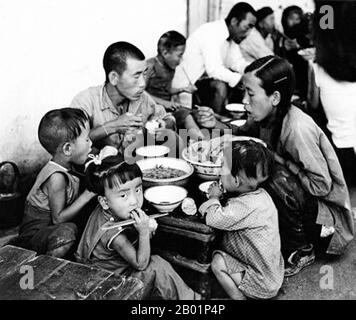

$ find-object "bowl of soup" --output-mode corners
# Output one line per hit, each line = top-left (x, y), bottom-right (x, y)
(144, 185), (188, 213)
(137, 157), (194, 188)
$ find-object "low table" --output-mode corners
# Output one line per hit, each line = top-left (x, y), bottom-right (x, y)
(148, 176), (222, 299)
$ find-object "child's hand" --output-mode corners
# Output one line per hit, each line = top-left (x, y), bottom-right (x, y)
(84, 189), (97, 200)
(208, 181), (224, 199)
(131, 208), (150, 235)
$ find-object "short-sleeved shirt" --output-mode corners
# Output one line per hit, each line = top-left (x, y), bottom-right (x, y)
(199, 188), (284, 299)
(146, 57), (175, 101)
(70, 84), (170, 151)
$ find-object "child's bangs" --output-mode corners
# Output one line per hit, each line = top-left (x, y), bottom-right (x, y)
(105, 163), (142, 190)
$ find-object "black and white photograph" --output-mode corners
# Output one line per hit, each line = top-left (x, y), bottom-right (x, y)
(0, 0), (355, 308)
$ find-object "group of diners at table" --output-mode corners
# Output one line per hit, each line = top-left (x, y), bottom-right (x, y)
(11, 1), (355, 300)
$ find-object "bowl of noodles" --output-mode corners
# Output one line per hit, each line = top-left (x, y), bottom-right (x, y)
(137, 157), (194, 188)
(182, 135), (266, 181)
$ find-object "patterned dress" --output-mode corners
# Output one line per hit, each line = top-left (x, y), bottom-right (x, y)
(199, 188), (284, 299)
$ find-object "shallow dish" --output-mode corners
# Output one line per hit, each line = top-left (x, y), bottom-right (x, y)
(136, 145), (170, 158)
(230, 119), (247, 127)
(144, 185), (188, 213)
(225, 103), (245, 113)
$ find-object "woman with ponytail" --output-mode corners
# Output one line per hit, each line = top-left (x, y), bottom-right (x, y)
(231, 55), (353, 277)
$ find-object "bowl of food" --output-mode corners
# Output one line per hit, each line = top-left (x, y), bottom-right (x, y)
(144, 185), (188, 213)
(225, 103), (246, 119)
(182, 135), (266, 181)
(136, 145), (170, 158)
(137, 157), (194, 188)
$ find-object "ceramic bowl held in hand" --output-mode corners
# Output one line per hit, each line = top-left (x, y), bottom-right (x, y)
(225, 103), (246, 119)
(198, 181), (215, 198)
(144, 185), (188, 213)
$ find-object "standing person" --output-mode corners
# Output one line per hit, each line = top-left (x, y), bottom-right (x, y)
(173, 2), (256, 115)
(70, 41), (179, 159)
(240, 7), (275, 63)
(199, 140), (284, 300)
(76, 155), (200, 300)
(311, 0), (356, 186)
(16, 108), (96, 258)
(145, 30), (204, 141)
(231, 56), (354, 276)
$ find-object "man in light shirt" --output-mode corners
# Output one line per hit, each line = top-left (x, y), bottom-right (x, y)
(240, 7), (276, 63)
(173, 2), (256, 114)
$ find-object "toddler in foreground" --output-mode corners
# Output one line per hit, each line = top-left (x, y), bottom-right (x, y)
(199, 140), (284, 299)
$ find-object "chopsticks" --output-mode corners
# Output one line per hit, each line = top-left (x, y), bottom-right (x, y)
(101, 212), (170, 230)
(181, 66), (202, 105)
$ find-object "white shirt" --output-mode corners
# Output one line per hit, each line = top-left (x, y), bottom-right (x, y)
(173, 20), (248, 89)
(313, 63), (356, 151)
(240, 28), (274, 63)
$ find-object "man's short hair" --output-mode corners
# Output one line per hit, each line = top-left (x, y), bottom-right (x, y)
(157, 30), (186, 55)
(38, 108), (89, 155)
(225, 2), (256, 24)
(256, 7), (274, 24)
(103, 41), (145, 82)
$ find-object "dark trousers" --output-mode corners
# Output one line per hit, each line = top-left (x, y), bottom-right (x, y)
(193, 79), (244, 115)
(263, 164), (328, 259)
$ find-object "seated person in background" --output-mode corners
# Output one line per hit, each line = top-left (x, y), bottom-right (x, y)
(76, 154), (200, 300)
(172, 2), (256, 115)
(70, 41), (180, 159)
(16, 108), (96, 258)
(279, 5), (312, 100)
(146, 30), (204, 141)
(199, 140), (284, 300)
(240, 7), (275, 63)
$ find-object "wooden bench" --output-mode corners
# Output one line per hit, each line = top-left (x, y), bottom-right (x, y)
(0, 245), (143, 300)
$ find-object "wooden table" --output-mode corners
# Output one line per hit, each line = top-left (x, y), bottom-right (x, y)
(149, 176), (221, 299)
(0, 245), (143, 300)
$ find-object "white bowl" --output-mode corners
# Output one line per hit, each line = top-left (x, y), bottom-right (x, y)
(199, 181), (214, 198)
(137, 157), (194, 187)
(182, 135), (267, 180)
(144, 185), (188, 213)
(136, 145), (170, 158)
(225, 103), (245, 112)
(230, 119), (247, 127)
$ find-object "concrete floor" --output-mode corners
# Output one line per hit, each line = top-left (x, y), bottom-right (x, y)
(276, 185), (356, 300)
